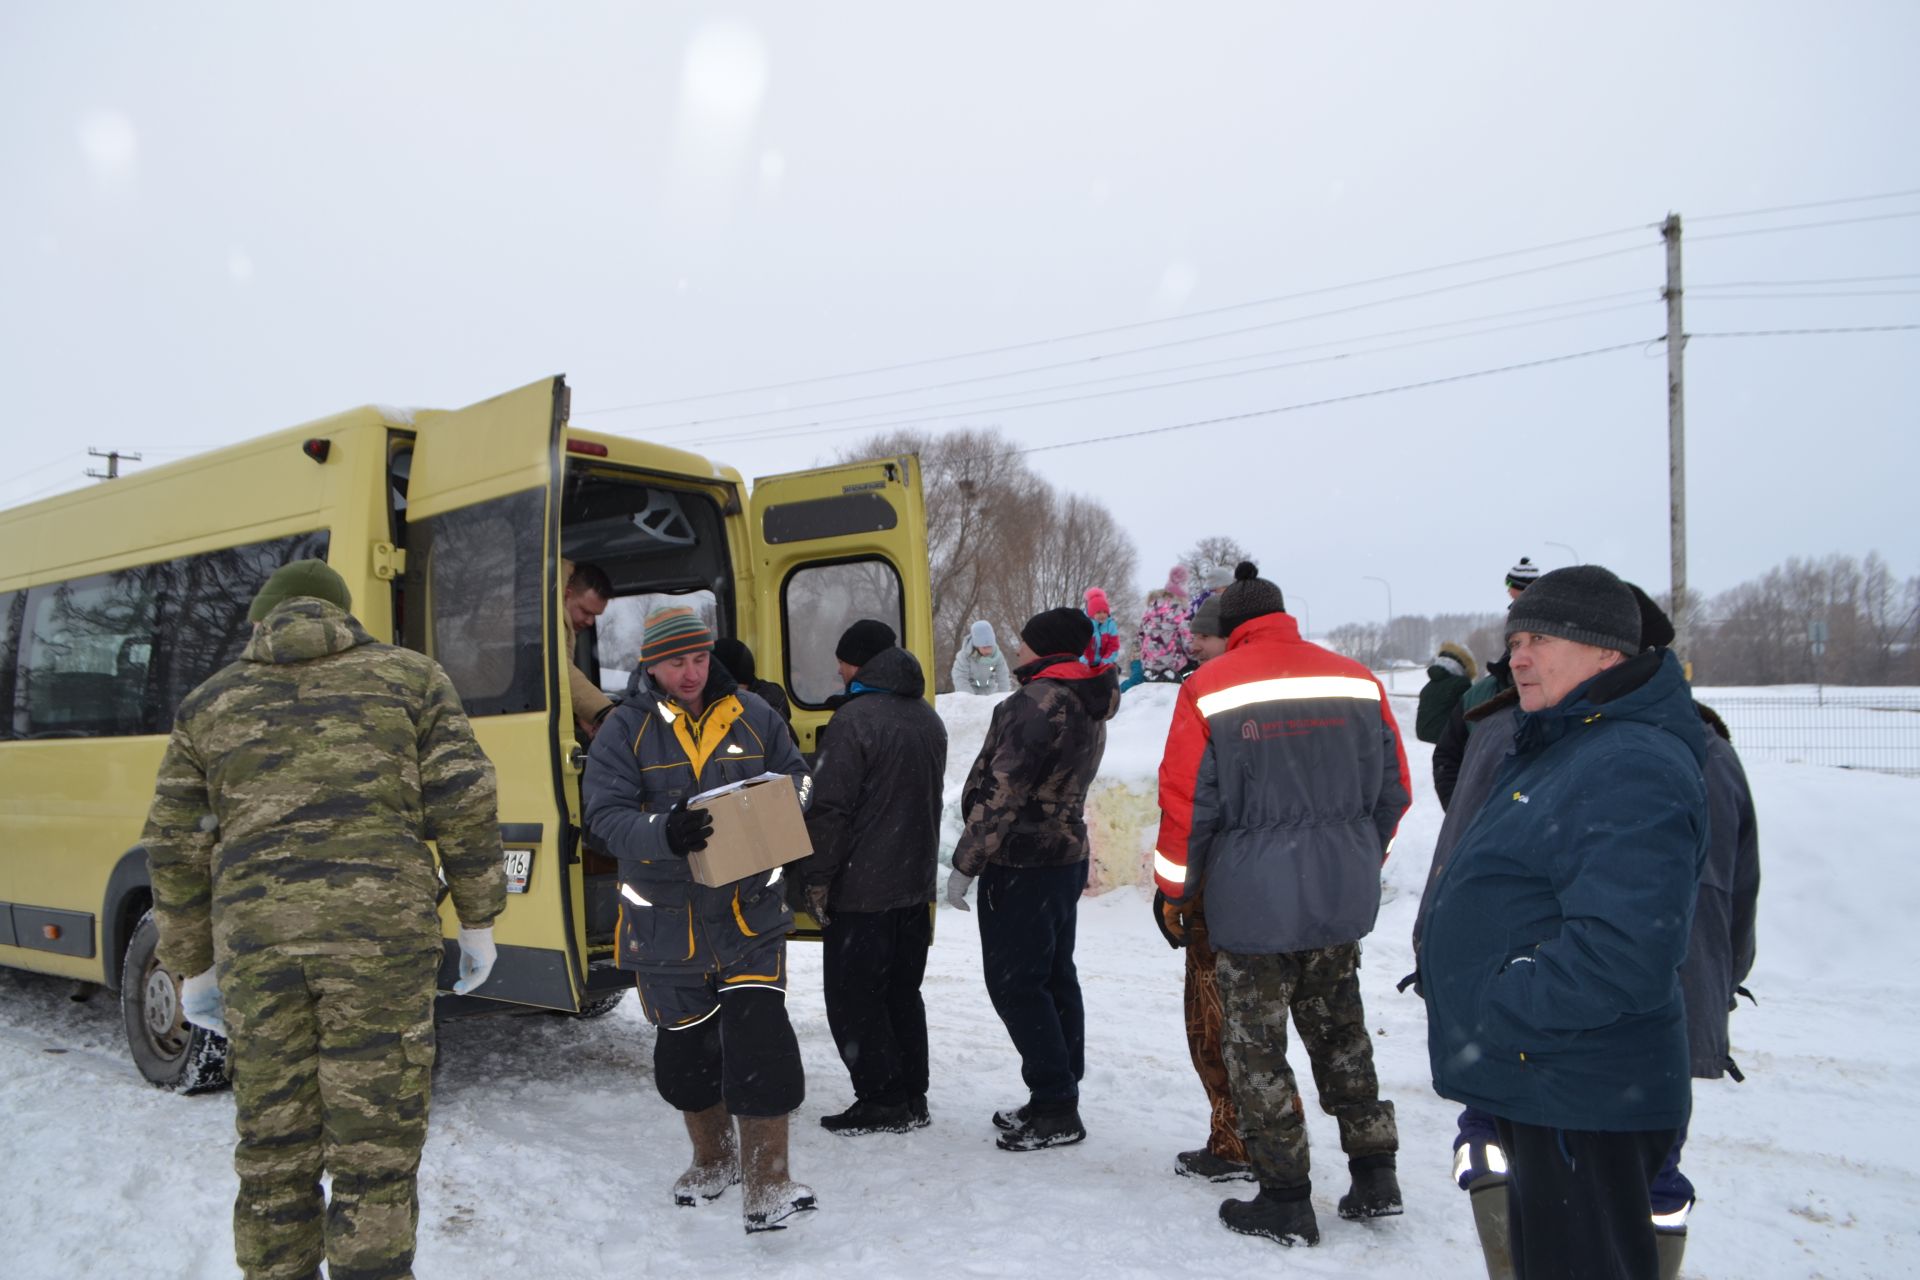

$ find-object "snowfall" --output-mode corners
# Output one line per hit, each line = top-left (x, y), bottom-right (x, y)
(2, 681), (1915, 1280)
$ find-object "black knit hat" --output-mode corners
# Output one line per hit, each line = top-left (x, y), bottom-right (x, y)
(1217, 561), (1286, 636)
(1504, 565), (1641, 656)
(1625, 583), (1676, 652)
(712, 637), (757, 683)
(1020, 606), (1093, 659)
(835, 619), (897, 668)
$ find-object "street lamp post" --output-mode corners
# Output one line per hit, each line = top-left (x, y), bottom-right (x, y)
(1545, 540), (1581, 565)
(1362, 575), (1394, 689)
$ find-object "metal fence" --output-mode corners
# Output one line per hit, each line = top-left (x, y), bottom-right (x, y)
(1702, 694), (1920, 777)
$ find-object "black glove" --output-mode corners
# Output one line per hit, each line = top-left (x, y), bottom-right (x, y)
(804, 882), (832, 928)
(663, 802), (714, 857)
(1152, 888), (1188, 950)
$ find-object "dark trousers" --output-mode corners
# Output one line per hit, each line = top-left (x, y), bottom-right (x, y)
(977, 860), (1088, 1107)
(653, 985), (805, 1117)
(822, 904), (932, 1106)
(1494, 1117), (1678, 1280)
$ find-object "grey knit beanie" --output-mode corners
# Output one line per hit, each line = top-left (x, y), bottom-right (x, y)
(1504, 565), (1642, 656)
(1190, 592), (1225, 638)
(1217, 561), (1286, 636)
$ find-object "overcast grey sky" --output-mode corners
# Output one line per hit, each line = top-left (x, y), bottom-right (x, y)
(4, 3), (1915, 631)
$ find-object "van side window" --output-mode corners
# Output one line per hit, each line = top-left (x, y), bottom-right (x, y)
(9, 531), (330, 739)
(405, 488), (544, 716)
(781, 558), (904, 709)
(0, 590), (25, 737)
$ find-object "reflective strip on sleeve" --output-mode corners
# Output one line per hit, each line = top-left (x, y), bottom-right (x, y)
(1196, 675), (1381, 719)
(1152, 849), (1186, 884)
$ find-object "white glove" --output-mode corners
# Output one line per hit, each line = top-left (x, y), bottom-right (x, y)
(452, 925), (497, 995)
(180, 968), (226, 1037)
(945, 868), (976, 912)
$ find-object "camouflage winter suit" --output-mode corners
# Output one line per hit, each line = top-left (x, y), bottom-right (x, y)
(143, 598), (505, 1280)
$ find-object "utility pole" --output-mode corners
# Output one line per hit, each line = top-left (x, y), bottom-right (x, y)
(1662, 214), (1688, 663)
(86, 447), (142, 481)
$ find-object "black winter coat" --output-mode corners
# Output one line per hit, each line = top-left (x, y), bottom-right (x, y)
(794, 648), (948, 913)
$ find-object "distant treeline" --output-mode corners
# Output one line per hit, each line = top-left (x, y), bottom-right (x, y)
(1323, 552), (1919, 687)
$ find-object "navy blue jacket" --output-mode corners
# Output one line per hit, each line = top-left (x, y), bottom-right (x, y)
(1420, 649), (1708, 1132)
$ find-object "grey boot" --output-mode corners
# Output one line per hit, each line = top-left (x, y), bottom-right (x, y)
(671, 1103), (739, 1206)
(739, 1113), (817, 1233)
(1655, 1226), (1687, 1280)
(1467, 1175), (1516, 1280)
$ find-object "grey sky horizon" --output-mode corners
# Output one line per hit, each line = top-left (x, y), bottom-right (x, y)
(4, 3), (1914, 634)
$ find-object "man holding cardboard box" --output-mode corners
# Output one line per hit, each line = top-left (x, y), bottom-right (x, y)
(583, 605), (818, 1234)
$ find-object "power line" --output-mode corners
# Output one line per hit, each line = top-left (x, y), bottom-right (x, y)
(1688, 186), (1920, 224)
(577, 225), (1655, 418)
(655, 289), (1652, 442)
(623, 245), (1657, 437)
(1689, 289), (1920, 300)
(690, 299), (1656, 449)
(1690, 208), (1920, 243)
(1691, 324), (1920, 338)
(1015, 341), (1651, 457)
(1692, 273), (1920, 288)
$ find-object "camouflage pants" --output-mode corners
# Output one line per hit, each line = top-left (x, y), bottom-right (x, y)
(1215, 942), (1396, 1191)
(221, 947), (440, 1280)
(1183, 912), (1247, 1163)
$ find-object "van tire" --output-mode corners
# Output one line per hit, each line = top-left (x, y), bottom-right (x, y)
(121, 910), (231, 1094)
(573, 991), (627, 1019)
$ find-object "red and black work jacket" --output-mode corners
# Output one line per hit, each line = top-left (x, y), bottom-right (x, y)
(1153, 612), (1410, 955)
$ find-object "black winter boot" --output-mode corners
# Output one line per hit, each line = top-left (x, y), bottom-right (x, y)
(819, 1098), (914, 1137)
(995, 1103), (1086, 1151)
(990, 1103), (1031, 1131)
(1175, 1147), (1255, 1182)
(1338, 1155), (1403, 1220)
(1219, 1185), (1320, 1246)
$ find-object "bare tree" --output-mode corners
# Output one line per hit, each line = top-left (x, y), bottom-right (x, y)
(1181, 535), (1252, 585)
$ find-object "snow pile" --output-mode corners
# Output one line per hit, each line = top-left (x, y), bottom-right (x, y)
(0, 682), (1914, 1277)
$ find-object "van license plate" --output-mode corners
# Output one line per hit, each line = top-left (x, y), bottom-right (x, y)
(503, 849), (532, 894)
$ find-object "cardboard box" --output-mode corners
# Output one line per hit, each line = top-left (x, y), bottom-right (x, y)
(686, 773), (814, 889)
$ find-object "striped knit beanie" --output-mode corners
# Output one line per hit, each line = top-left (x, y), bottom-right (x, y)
(1505, 556), (1542, 591)
(640, 605), (714, 665)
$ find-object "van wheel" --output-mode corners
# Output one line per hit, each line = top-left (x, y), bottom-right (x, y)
(573, 991), (627, 1019)
(121, 910), (231, 1094)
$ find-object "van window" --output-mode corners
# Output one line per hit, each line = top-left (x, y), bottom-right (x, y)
(6, 530), (331, 739)
(17, 571), (161, 737)
(782, 558), (904, 709)
(0, 591), (25, 736)
(406, 488), (545, 716)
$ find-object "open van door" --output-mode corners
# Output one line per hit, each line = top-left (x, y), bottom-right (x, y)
(402, 375), (586, 1010)
(747, 455), (934, 754)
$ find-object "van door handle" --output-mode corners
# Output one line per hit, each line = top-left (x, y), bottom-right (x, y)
(569, 745), (588, 771)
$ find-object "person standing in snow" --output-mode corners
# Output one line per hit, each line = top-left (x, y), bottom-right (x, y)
(1431, 555), (1542, 808)
(794, 621), (948, 1137)
(1413, 583), (1761, 1280)
(1153, 562), (1411, 1247)
(946, 606), (1121, 1151)
(950, 618), (1013, 695)
(583, 605), (818, 1234)
(1149, 591), (1252, 1185)
(1135, 565), (1196, 683)
(1419, 566), (1709, 1280)
(141, 558), (506, 1280)
(1415, 643), (1478, 744)
(1081, 587), (1122, 672)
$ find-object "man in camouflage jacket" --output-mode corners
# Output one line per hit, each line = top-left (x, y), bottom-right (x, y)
(143, 559), (504, 1280)
(946, 606), (1120, 1152)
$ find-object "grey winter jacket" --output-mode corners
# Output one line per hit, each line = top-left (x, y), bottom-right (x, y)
(582, 663), (812, 977)
(1685, 711), (1761, 1079)
(796, 647), (948, 914)
(1412, 688), (1520, 959)
(950, 642), (1013, 695)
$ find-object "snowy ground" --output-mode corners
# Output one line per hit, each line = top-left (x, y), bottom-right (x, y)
(2, 685), (1916, 1278)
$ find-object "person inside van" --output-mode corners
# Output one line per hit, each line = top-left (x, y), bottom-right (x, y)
(713, 637), (798, 746)
(561, 559), (614, 737)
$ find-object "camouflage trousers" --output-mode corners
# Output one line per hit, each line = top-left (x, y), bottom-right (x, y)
(1215, 942), (1397, 1191)
(221, 946), (441, 1280)
(1183, 912), (1247, 1163)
